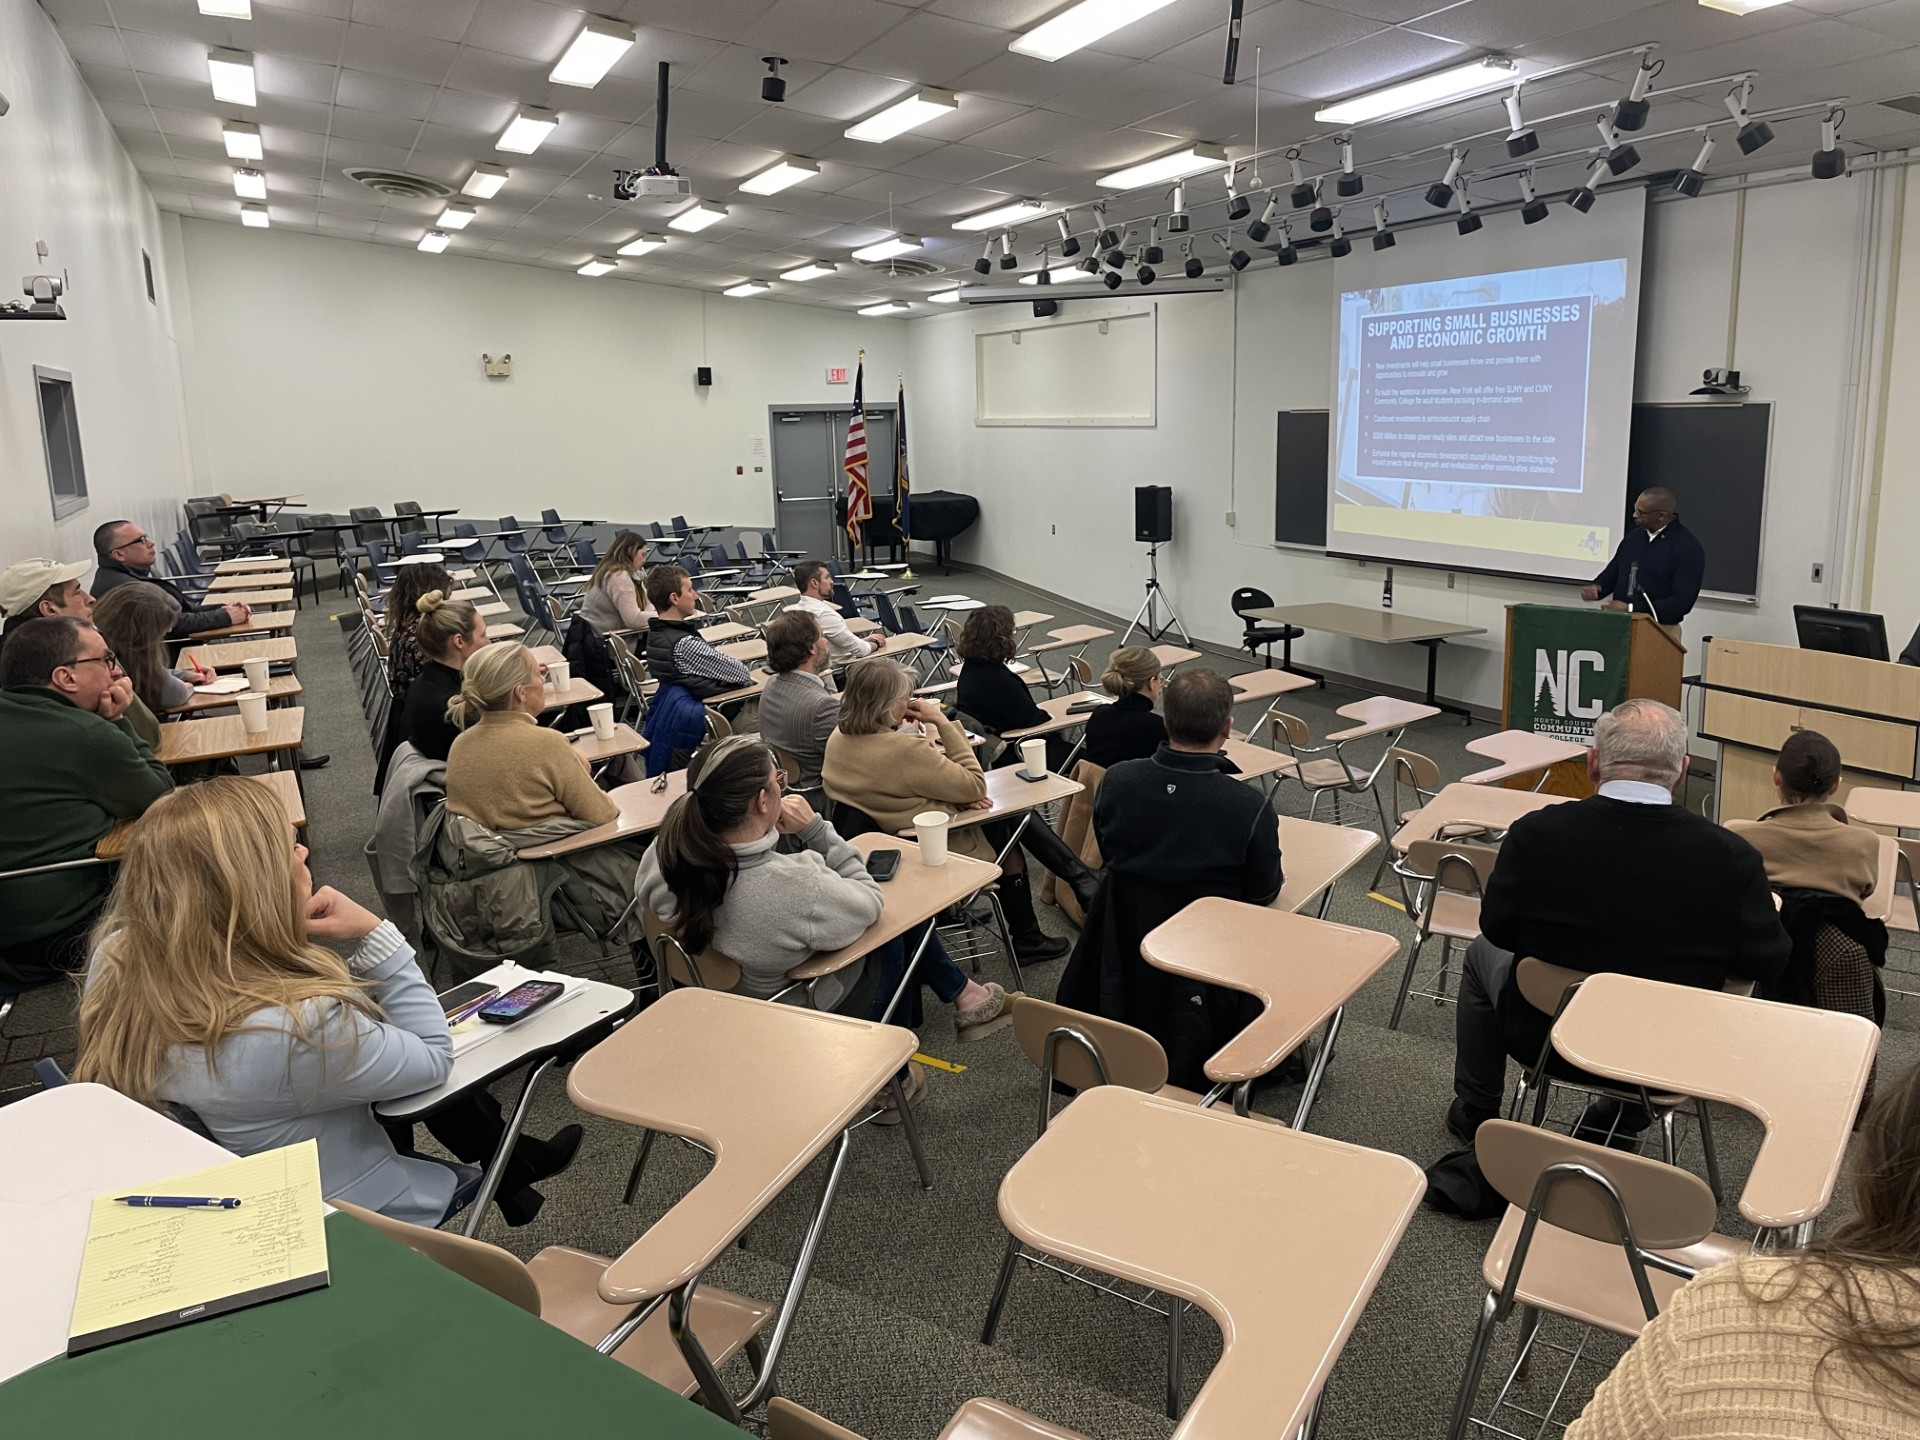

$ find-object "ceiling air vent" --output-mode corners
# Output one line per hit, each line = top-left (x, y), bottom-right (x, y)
(855, 256), (943, 279)
(1878, 95), (1920, 116)
(343, 167), (455, 200)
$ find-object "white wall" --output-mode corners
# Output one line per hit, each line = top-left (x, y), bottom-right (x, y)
(1865, 165), (1920, 646)
(907, 170), (1901, 713)
(0, 0), (191, 568)
(177, 220), (909, 528)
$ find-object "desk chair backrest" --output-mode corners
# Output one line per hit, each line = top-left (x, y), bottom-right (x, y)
(768, 1398), (868, 1440)
(768, 742), (809, 789)
(540, 509), (568, 547)
(642, 907), (744, 992)
(1268, 711), (1313, 751)
(830, 801), (882, 840)
(671, 514), (689, 531)
(392, 501), (428, 535)
(1010, 995), (1168, 1134)
(1512, 957), (1589, 1021)
(1230, 586), (1275, 625)
(1386, 747), (1441, 816)
(399, 530), (428, 556)
(329, 1199), (541, 1314)
(1405, 839), (1497, 898)
(305, 515), (343, 558)
(350, 506), (387, 546)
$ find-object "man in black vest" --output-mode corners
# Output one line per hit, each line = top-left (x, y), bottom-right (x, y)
(1580, 487), (1706, 626)
(641, 563), (752, 699)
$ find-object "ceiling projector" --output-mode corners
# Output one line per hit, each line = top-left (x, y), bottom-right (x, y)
(614, 171), (691, 202)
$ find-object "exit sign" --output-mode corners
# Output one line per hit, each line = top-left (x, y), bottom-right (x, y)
(825, 366), (849, 385)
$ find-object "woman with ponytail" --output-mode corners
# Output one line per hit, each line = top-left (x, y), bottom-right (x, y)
(397, 588), (488, 762)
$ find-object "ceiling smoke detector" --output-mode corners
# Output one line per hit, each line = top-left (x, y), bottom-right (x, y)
(343, 167), (456, 200)
(852, 256), (943, 278)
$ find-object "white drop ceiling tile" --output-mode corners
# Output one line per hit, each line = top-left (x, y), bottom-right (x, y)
(785, 66), (921, 122)
(885, 141), (1024, 183)
(843, 12), (1017, 87)
(546, 111), (635, 152)
(1419, 0), (1665, 49)
(149, 102), (226, 138)
(835, 169), (947, 202)
(959, 105), (1140, 159)
(815, 131), (946, 167)
(1045, 59), (1214, 126)
(455, 0), (577, 58)
(1153, 2), (1386, 79)
(1528, 2), (1808, 67)
(558, 75), (658, 123)
(127, 74), (220, 113)
(115, 28), (215, 83)
(1262, 27), (1469, 100)
(915, 93), (1034, 142)
(680, 43), (830, 101)
(1841, 0), (1920, 42)
(244, 6), (351, 65)
(111, 0), (237, 41)
(40, 0), (113, 23)
(1084, 0), (1253, 62)
(349, 0), (482, 44)
(55, 22), (134, 68)
(776, 188), (894, 221)
(258, 55), (345, 104)
(316, 214), (382, 234)
(1759, 48), (1920, 105)
(100, 99), (162, 131)
(77, 63), (156, 104)
(426, 87), (519, 131)
(336, 24), (459, 82)
(1314, 0), (1462, 22)
(168, 135), (236, 165)
(960, 156), (1089, 197)
(907, 184), (1020, 218)
(1036, 125), (1188, 170)
(333, 69), (439, 119)
(620, 26), (731, 71)
(658, 88), (768, 139)
(925, 0), (1057, 26)
(442, 45), (550, 97)
(321, 172), (420, 204)
(605, 0), (781, 41)
(326, 105), (429, 147)
(950, 49), (1134, 109)
(1695, 18), (1904, 74)
(258, 119), (337, 153)
(741, 0), (912, 65)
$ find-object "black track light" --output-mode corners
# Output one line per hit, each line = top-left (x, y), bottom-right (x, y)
(1034, 247), (1052, 285)
(1613, 57), (1661, 133)
(1503, 89), (1537, 157)
(1102, 269), (1123, 291)
(1725, 80), (1773, 155)
(1225, 170), (1250, 222)
(761, 56), (787, 103)
(1372, 201), (1394, 251)
(1142, 219), (1164, 266)
(998, 229), (1018, 270)
(1336, 137), (1363, 197)
(1519, 171), (1549, 225)
(1274, 219), (1297, 266)
(1032, 297), (1058, 318)
(1055, 213), (1081, 257)
(1455, 185), (1481, 236)
(1328, 217), (1351, 259)
(1136, 264), (1155, 286)
(1673, 134), (1715, 198)
(1166, 183), (1190, 234)
(1228, 243), (1250, 271)
(1103, 248), (1127, 269)
(1286, 150), (1314, 209)
(1426, 148), (1464, 209)
(1079, 256), (1101, 275)
(1308, 181), (1332, 231)
(1812, 108), (1847, 180)
(1246, 193), (1278, 243)
(1596, 114), (1640, 176)
(973, 239), (994, 276)
(1094, 205), (1120, 252)
(1567, 158), (1608, 214)
(1183, 240), (1204, 279)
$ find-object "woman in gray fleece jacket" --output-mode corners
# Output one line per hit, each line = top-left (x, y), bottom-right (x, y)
(634, 736), (1011, 1035)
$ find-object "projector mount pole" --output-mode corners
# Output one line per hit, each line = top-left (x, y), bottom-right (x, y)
(1121, 541), (1190, 646)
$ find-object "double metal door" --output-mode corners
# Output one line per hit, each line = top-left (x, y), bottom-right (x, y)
(769, 407), (895, 564)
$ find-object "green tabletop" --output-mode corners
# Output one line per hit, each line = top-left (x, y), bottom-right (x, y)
(1, 1212), (747, 1438)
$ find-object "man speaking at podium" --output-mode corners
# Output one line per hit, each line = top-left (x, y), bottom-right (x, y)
(1579, 487), (1706, 628)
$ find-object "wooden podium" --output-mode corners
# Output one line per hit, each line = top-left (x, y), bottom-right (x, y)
(1701, 637), (1920, 821)
(1501, 607), (1686, 796)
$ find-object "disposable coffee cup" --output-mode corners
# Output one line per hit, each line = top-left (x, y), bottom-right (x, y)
(548, 659), (571, 690)
(1019, 738), (1048, 779)
(587, 702), (615, 740)
(243, 657), (270, 694)
(913, 810), (950, 866)
(237, 692), (268, 733)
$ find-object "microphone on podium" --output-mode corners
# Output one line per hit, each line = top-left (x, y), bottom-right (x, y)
(1626, 561), (1640, 611)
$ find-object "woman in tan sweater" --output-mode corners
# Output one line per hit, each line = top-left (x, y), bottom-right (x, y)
(1567, 1058), (1920, 1439)
(1726, 730), (1881, 901)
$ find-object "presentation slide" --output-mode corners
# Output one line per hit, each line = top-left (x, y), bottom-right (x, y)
(1327, 190), (1645, 583)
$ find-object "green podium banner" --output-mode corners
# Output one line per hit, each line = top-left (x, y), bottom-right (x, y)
(1507, 606), (1632, 745)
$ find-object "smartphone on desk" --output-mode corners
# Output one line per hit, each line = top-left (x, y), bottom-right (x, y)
(865, 849), (901, 881)
(478, 980), (566, 1025)
(438, 981), (499, 1023)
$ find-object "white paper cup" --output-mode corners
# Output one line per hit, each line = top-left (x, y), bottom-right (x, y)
(1020, 738), (1048, 778)
(237, 692), (268, 733)
(588, 702), (615, 740)
(913, 810), (950, 866)
(242, 657), (270, 694)
(548, 659), (571, 690)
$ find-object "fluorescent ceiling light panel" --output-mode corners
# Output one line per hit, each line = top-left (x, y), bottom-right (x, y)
(740, 156), (821, 195)
(724, 280), (773, 297)
(207, 49), (257, 107)
(845, 88), (959, 143)
(222, 121), (262, 160)
(577, 257), (617, 277)
(438, 204), (477, 230)
(462, 164), (509, 198)
(418, 231), (452, 253)
(231, 168), (267, 200)
(955, 199), (1051, 232)
(1314, 57), (1526, 125)
(497, 106), (560, 154)
(851, 235), (922, 262)
(859, 301), (911, 316)
(1019, 264), (1084, 285)
(617, 233), (667, 256)
(1697, 0), (1795, 11)
(549, 17), (635, 88)
(781, 262), (838, 282)
(930, 287), (964, 303)
(1010, 0), (1179, 62)
(1097, 142), (1229, 190)
(239, 204), (269, 228)
(668, 200), (727, 232)
(198, 0), (251, 18)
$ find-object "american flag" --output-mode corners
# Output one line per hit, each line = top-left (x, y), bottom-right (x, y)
(893, 379), (911, 540)
(843, 357), (870, 548)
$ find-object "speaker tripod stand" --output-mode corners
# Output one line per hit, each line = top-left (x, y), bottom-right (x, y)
(1120, 541), (1191, 646)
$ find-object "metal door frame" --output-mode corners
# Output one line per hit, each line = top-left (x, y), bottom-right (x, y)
(768, 404), (898, 570)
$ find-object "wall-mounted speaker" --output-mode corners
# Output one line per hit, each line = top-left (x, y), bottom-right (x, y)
(695, 366), (713, 387)
(1134, 485), (1172, 543)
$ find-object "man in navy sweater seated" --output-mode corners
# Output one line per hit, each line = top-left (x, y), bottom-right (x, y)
(1580, 487), (1706, 627)
(1447, 698), (1788, 1143)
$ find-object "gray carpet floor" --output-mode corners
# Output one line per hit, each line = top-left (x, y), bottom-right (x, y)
(8, 557), (1916, 1440)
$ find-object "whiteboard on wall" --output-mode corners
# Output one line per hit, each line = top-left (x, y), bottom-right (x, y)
(975, 308), (1156, 427)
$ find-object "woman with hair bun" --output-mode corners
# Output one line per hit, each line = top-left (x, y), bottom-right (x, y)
(1082, 646), (1167, 770)
(397, 588), (488, 762)
(1727, 729), (1882, 901)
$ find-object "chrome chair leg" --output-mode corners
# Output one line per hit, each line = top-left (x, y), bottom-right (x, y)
(620, 1128), (658, 1205)
(889, 1072), (935, 1191)
(986, 891), (1025, 995)
(1447, 1291), (1503, 1440)
(1166, 1297), (1186, 1420)
(1511, 1303), (1543, 1380)
(1388, 936), (1426, 1031)
(1659, 1106), (1681, 1167)
(980, 1233), (1024, 1344)
(1696, 1098), (1724, 1202)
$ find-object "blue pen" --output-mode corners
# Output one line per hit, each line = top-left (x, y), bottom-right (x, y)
(115, 1196), (243, 1209)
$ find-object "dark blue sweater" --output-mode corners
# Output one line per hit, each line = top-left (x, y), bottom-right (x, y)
(1592, 519), (1706, 623)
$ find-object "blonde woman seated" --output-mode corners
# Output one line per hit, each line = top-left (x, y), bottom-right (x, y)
(75, 779), (580, 1226)
(824, 658), (1073, 964)
(443, 641), (638, 919)
(635, 737), (1009, 1052)
(1566, 1059), (1920, 1440)
(1082, 645), (1167, 770)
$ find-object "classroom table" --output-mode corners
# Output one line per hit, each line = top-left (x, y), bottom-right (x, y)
(988, 1085), (1423, 1438)
(706, 669), (773, 706)
(518, 771), (690, 858)
(540, 675), (605, 712)
(206, 570), (293, 591)
(213, 554), (292, 574)
(1864, 834), (1901, 924)
(1221, 734), (1297, 787)
(1242, 601), (1485, 721)
(185, 635), (298, 670)
(1002, 692), (1109, 744)
(377, 970), (636, 1237)
(190, 609), (297, 640)
(567, 988), (917, 1423)
(1028, 625), (1114, 691)
(860, 630), (940, 662)
(170, 673), (303, 715)
(1149, 644), (1202, 670)
(567, 722), (649, 767)
(717, 637), (769, 665)
(1842, 787), (1920, 830)
(845, 616), (881, 636)
(1551, 972), (1880, 1238)
(946, 766), (1083, 832)
(1272, 816), (1380, 917)
(157, 708), (305, 769)
(1461, 729), (1589, 786)
(1142, 897), (1401, 1126)
(694, 620), (756, 645)
(484, 621), (526, 640)
(1391, 781), (1572, 854)
(528, 644), (566, 669)
(213, 587), (294, 608)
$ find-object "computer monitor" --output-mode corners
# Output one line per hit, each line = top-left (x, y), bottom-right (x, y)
(1793, 605), (1890, 662)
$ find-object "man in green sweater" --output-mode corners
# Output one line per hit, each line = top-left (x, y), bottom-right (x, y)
(0, 616), (174, 985)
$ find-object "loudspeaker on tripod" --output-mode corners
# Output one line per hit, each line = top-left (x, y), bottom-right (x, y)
(1134, 485), (1172, 543)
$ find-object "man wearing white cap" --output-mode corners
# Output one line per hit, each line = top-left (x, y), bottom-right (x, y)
(0, 558), (94, 638)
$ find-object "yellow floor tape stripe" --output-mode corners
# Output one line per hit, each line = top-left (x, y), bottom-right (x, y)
(912, 1052), (966, 1073)
(1367, 891), (1408, 913)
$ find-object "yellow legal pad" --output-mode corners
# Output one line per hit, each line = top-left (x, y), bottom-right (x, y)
(67, 1139), (329, 1355)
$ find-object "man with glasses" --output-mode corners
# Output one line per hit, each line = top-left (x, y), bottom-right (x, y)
(0, 616), (174, 984)
(91, 520), (252, 638)
(1580, 486), (1707, 630)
